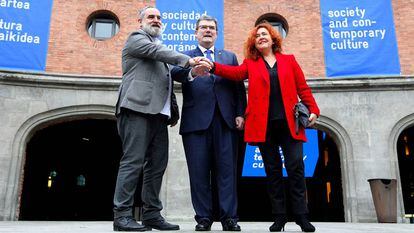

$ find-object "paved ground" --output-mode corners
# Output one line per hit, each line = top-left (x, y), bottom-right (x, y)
(0, 221), (413, 233)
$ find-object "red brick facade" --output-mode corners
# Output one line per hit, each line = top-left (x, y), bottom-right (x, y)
(392, 0), (414, 76)
(45, 0), (413, 77)
(46, 0), (153, 76)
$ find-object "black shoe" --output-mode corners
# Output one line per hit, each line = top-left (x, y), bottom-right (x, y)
(269, 215), (288, 232)
(113, 216), (149, 231)
(295, 215), (315, 232)
(142, 218), (180, 231)
(195, 219), (212, 231)
(222, 218), (241, 231)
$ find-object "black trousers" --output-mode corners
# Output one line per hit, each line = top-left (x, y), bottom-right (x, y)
(113, 108), (169, 221)
(258, 119), (308, 216)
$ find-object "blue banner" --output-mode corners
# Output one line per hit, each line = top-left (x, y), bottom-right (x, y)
(242, 129), (320, 177)
(320, 0), (400, 77)
(156, 0), (224, 52)
(0, 0), (53, 71)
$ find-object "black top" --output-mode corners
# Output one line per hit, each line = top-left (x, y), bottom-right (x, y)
(265, 61), (285, 120)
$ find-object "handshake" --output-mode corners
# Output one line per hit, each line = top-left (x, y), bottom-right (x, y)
(188, 57), (214, 77)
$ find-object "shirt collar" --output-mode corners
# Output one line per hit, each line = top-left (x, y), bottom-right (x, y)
(198, 45), (215, 54)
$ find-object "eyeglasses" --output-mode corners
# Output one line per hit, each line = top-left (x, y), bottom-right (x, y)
(198, 25), (216, 31)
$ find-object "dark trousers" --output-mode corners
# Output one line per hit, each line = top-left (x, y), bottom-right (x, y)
(182, 108), (238, 223)
(258, 119), (308, 216)
(113, 108), (169, 221)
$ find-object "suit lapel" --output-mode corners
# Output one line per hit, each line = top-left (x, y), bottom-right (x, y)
(257, 57), (270, 85)
(139, 29), (170, 74)
(212, 50), (225, 81)
(275, 53), (286, 89)
(192, 47), (204, 58)
(215, 49), (223, 63)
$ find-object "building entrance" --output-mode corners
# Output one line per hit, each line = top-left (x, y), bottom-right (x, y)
(237, 130), (345, 222)
(397, 127), (414, 217)
(19, 119), (122, 220)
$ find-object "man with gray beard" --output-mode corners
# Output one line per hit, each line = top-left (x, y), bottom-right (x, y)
(113, 6), (210, 232)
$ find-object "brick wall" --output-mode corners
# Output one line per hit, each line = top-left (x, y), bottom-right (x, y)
(393, 0), (414, 75)
(45, 0), (155, 76)
(45, 0), (413, 77)
(224, 0), (325, 77)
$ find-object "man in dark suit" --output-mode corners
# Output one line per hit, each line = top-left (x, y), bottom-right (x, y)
(113, 6), (209, 232)
(172, 15), (247, 231)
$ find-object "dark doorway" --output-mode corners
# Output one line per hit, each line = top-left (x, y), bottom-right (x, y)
(397, 127), (414, 216)
(306, 131), (345, 222)
(237, 130), (345, 222)
(19, 119), (122, 220)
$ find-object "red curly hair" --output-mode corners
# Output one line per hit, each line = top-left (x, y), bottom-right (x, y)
(244, 23), (283, 60)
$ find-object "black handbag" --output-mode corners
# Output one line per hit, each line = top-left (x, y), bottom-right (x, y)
(294, 102), (310, 134)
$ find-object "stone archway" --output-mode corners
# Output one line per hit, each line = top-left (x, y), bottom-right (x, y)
(314, 115), (356, 222)
(4, 105), (117, 220)
(389, 113), (414, 222)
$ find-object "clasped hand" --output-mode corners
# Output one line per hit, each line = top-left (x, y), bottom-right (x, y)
(189, 57), (214, 77)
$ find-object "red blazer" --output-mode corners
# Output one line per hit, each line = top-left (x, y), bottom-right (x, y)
(214, 52), (320, 143)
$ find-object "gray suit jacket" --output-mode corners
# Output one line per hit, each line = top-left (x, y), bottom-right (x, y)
(115, 29), (191, 116)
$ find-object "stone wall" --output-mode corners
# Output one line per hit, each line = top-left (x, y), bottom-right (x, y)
(1, 71), (413, 222)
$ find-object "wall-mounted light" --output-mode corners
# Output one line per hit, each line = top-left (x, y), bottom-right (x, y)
(326, 182), (331, 203)
(404, 135), (410, 157)
(47, 170), (57, 189)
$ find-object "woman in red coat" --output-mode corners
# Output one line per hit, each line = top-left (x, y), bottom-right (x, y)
(210, 23), (319, 232)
